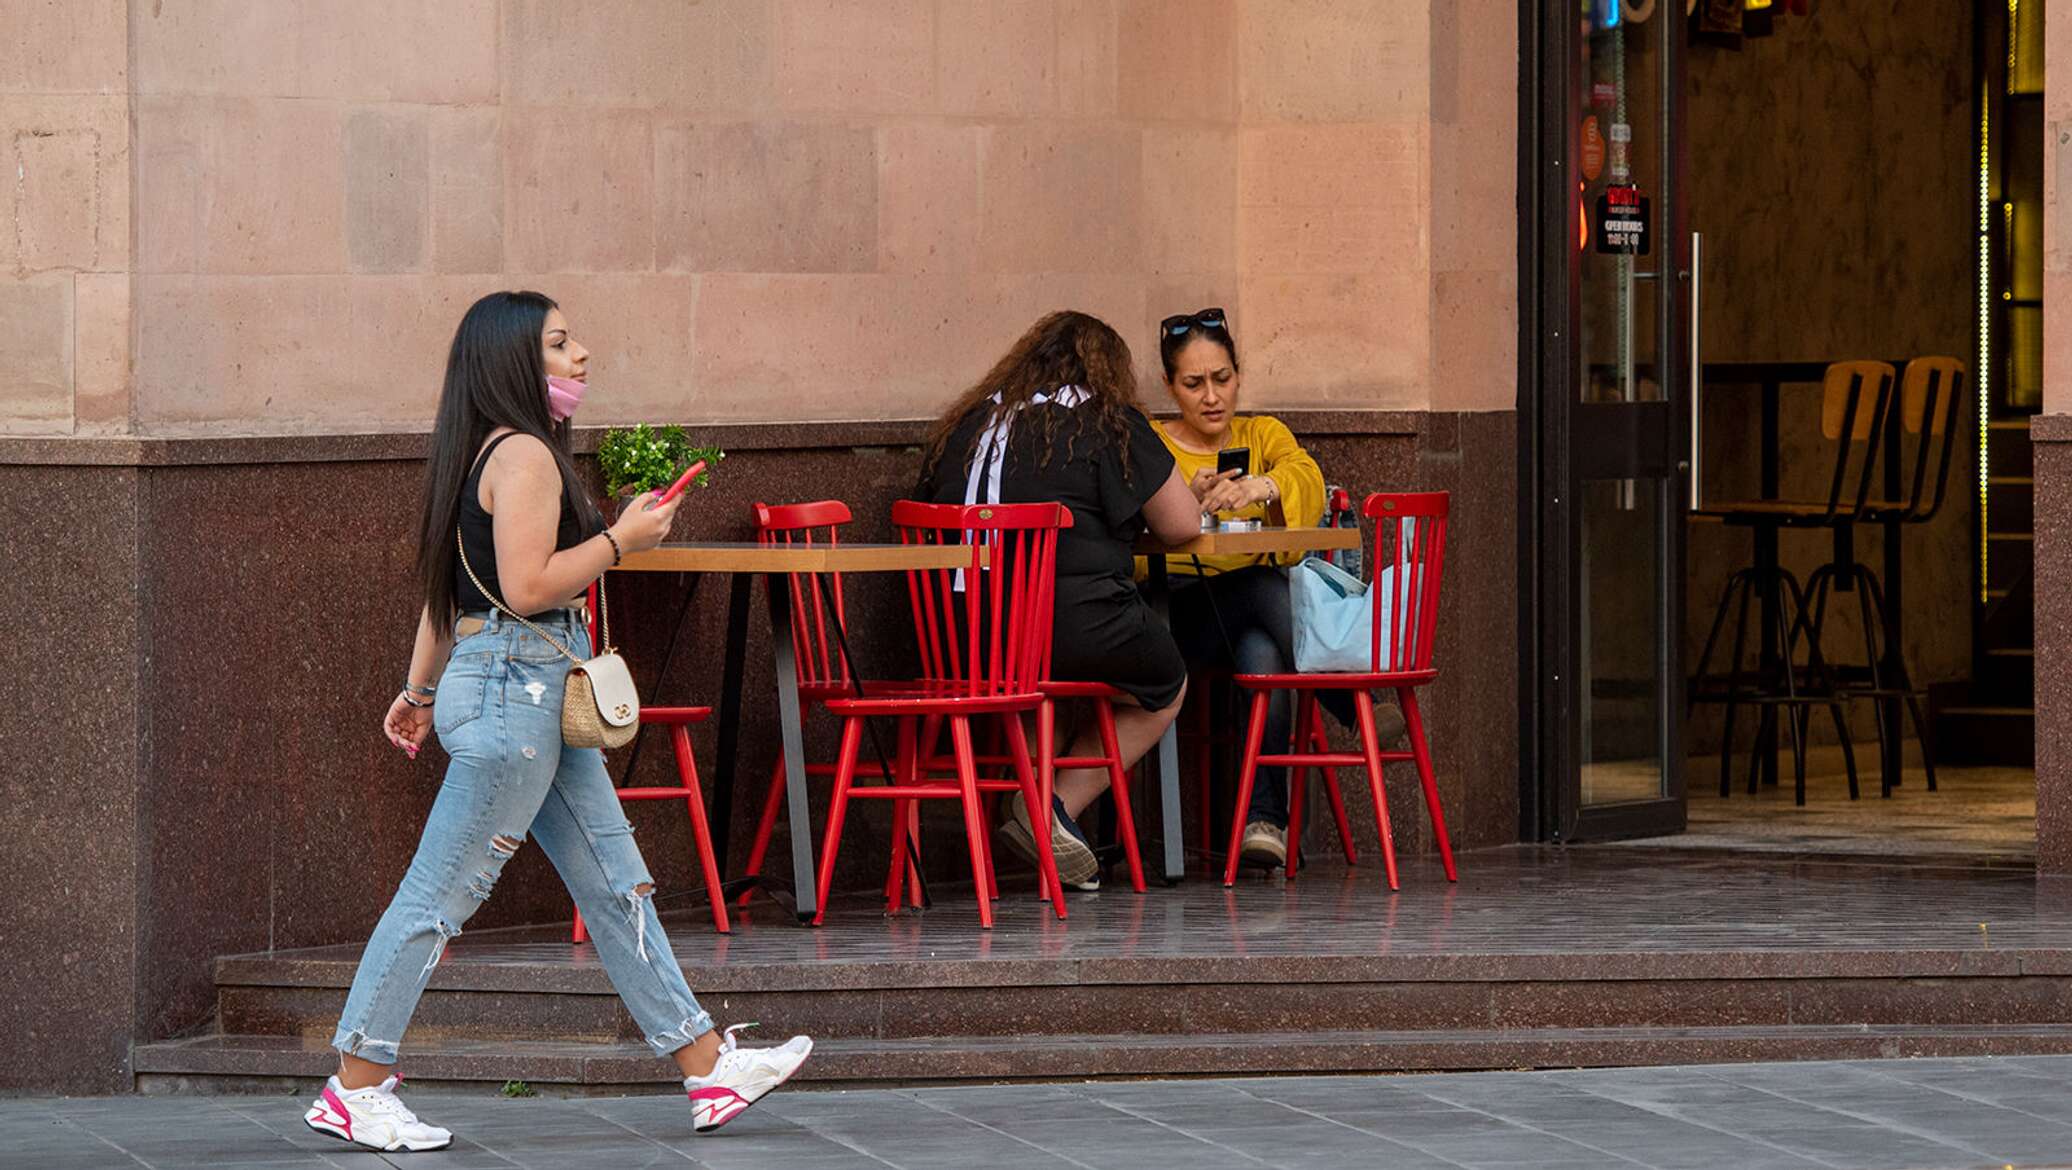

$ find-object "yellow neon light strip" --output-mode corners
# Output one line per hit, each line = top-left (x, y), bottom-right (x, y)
(1977, 79), (1992, 604)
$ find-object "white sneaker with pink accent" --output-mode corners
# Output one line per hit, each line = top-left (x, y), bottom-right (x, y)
(303, 1073), (453, 1152)
(686, 1024), (814, 1133)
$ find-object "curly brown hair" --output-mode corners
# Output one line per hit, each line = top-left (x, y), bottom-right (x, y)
(923, 310), (1148, 490)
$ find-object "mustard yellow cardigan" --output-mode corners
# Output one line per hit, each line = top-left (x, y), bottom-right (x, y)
(1138, 415), (1326, 577)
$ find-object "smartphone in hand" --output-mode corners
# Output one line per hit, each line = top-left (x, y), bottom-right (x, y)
(1216, 446), (1251, 479)
(654, 460), (708, 506)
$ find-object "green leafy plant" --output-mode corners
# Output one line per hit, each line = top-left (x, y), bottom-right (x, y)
(595, 423), (724, 497)
(499, 1079), (538, 1098)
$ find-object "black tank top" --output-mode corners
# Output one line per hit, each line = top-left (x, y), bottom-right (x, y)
(455, 432), (588, 615)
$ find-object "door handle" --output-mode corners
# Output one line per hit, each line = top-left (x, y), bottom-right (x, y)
(1687, 230), (1703, 513)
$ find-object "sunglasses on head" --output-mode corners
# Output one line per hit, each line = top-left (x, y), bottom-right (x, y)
(1161, 307), (1227, 337)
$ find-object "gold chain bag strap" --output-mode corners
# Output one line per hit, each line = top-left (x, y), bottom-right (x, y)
(455, 528), (640, 749)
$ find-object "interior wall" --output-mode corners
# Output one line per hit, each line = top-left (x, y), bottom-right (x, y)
(1683, 1), (1978, 750)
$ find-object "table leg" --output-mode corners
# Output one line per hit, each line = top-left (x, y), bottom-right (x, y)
(1145, 555), (1185, 884)
(1882, 399), (1906, 790)
(1881, 514), (1904, 791)
(767, 573), (818, 922)
(1758, 380), (1782, 789)
(1754, 523), (1781, 790)
(711, 573), (753, 875)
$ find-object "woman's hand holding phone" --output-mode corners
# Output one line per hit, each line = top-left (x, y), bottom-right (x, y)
(1198, 473), (1265, 515)
(609, 491), (681, 553)
(1188, 466), (1241, 504)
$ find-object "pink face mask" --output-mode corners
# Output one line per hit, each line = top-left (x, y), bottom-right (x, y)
(545, 375), (587, 422)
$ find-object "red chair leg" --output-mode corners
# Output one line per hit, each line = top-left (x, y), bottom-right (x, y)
(1093, 699), (1147, 893)
(1003, 715), (1068, 917)
(884, 796), (910, 913)
(1353, 691), (1401, 891)
(669, 726), (730, 934)
(904, 800), (924, 907)
(1037, 699), (1058, 901)
(1312, 707), (1358, 865)
(1222, 692), (1272, 887)
(810, 718), (865, 926)
(737, 755), (788, 906)
(948, 716), (994, 928)
(1286, 693), (1316, 877)
(1193, 689), (1213, 875)
(1401, 688), (1457, 882)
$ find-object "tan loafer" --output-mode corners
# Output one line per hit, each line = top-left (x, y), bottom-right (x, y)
(1239, 820), (1287, 869)
(998, 797), (1099, 889)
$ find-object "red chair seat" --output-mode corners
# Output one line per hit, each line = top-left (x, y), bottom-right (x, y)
(824, 690), (1046, 718)
(1232, 669), (1439, 689)
(639, 705), (712, 724)
(1036, 679), (1126, 698)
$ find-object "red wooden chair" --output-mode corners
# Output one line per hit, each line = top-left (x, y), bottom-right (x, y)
(1223, 492), (1456, 890)
(568, 581), (733, 940)
(1030, 680), (1147, 892)
(736, 500), (886, 902)
(812, 501), (1071, 927)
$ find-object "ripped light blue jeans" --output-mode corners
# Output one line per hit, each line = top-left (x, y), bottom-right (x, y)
(330, 609), (714, 1064)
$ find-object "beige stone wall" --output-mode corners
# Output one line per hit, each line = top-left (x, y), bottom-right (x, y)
(1, 0), (131, 435)
(1, 0), (1514, 439)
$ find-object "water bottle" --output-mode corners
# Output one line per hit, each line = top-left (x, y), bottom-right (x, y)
(1331, 487), (1362, 580)
(1320, 484), (1342, 566)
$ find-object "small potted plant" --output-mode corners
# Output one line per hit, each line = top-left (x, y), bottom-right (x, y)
(595, 423), (724, 518)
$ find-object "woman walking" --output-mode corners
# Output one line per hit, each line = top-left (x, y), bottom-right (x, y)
(304, 291), (808, 1152)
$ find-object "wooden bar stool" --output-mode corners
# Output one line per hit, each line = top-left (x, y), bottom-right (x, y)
(1800, 357), (1966, 794)
(1689, 360), (1894, 803)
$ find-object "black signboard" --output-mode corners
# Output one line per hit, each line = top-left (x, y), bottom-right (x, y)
(1595, 184), (1650, 254)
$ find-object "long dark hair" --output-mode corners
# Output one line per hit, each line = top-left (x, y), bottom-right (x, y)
(923, 310), (1147, 490)
(417, 290), (603, 626)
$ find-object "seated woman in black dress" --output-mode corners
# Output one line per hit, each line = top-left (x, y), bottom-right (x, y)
(917, 310), (1202, 891)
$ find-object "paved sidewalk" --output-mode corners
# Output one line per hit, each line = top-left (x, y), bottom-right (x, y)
(10, 1056), (2072, 1169)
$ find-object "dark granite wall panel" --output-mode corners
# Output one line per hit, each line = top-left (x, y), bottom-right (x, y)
(0, 466), (143, 1094)
(2033, 428), (2070, 875)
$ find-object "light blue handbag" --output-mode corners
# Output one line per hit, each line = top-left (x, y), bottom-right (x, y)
(1289, 554), (1394, 673)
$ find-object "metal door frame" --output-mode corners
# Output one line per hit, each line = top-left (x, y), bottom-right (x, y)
(1519, 0), (1691, 843)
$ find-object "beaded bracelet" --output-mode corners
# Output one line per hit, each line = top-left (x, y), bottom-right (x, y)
(601, 528), (623, 566)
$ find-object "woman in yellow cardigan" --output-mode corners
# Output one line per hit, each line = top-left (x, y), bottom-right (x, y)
(1151, 308), (1399, 870)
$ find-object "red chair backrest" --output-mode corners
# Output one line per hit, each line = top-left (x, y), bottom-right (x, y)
(1364, 492), (1448, 673)
(754, 500), (855, 688)
(890, 500), (1066, 698)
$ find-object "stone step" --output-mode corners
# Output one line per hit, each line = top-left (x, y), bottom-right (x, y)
(133, 1024), (2072, 1096)
(211, 969), (2072, 1046)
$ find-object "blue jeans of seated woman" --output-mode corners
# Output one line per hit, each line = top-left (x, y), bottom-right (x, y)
(1168, 565), (1356, 829)
(330, 610), (713, 1064)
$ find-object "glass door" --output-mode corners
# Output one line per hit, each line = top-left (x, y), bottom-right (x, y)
(1529, 0), (1689, 841)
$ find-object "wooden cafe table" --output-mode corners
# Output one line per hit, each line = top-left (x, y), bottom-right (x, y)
(1135, 525), (1364, 882)
(614, 541), (973, 922)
